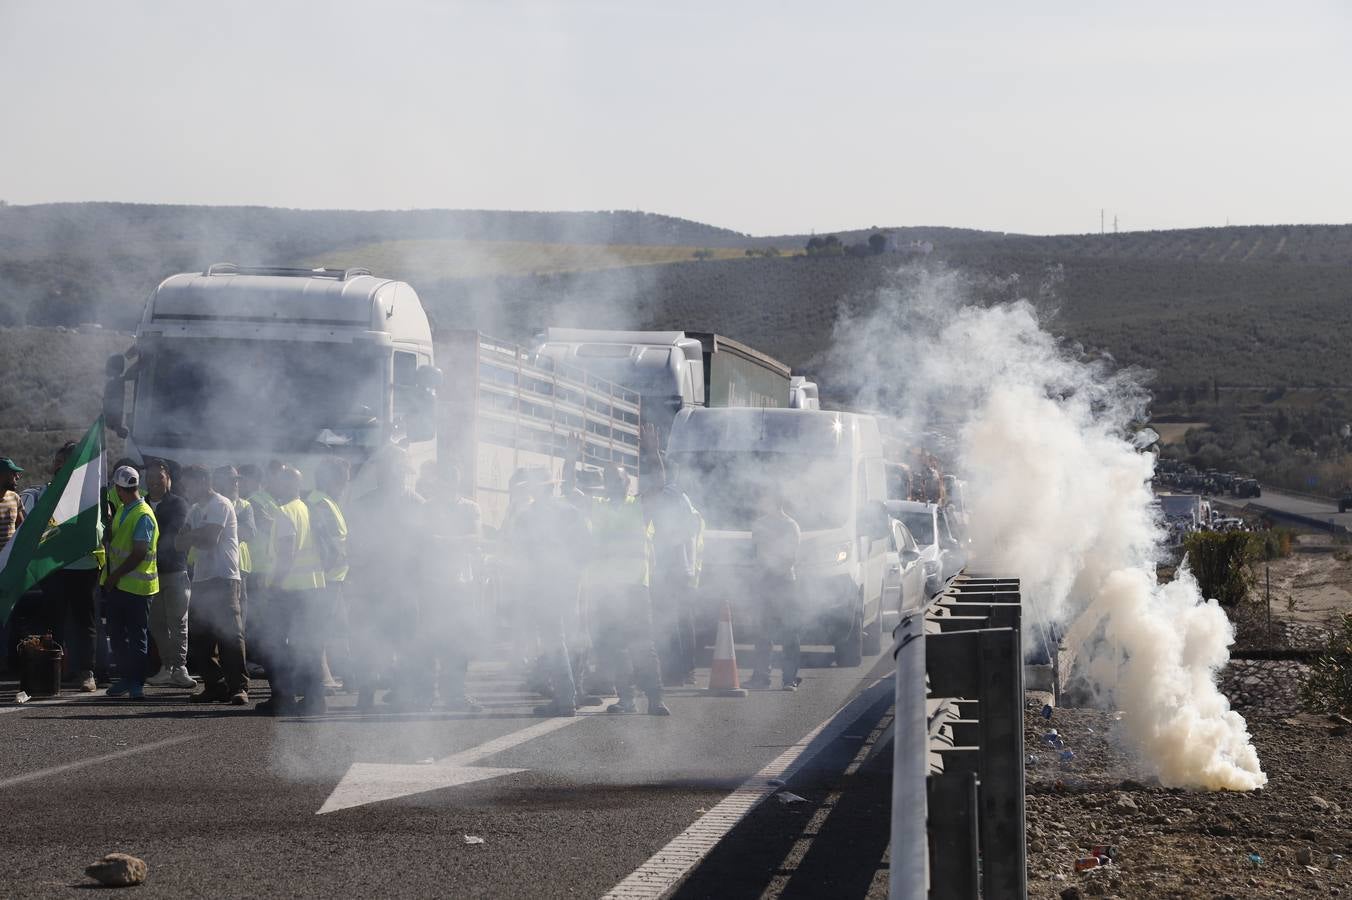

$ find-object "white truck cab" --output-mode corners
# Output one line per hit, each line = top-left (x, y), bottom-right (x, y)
(104, 264), (440, 483)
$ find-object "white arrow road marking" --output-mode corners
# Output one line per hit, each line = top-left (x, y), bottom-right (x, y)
(317, 708), (600, 815)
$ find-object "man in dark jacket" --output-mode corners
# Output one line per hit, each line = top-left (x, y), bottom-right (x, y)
(143, 459), (196, 689)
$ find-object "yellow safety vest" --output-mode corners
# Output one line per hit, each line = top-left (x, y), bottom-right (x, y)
(586, 495), (653, 588)
(105, 498), (159, 595)
(276, 498), (325, 591)
(248, 490), (281, 575)
(307, 490), (348, 583)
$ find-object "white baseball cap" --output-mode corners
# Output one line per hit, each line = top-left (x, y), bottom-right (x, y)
(112, 465), (140, 489)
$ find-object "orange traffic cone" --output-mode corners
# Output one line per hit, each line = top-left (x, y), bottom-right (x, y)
(706, 601), (748, 697)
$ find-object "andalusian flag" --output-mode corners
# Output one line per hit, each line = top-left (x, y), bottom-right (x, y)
(0, 418), (105, 624)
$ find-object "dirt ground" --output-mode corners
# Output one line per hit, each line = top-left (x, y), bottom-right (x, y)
(1026, 707), (1352, 899)
(1262, 534), (1352, 629)
(1024, 533), (1352, 898)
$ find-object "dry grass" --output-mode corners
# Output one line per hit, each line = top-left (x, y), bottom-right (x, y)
(305, 239), (751, 279)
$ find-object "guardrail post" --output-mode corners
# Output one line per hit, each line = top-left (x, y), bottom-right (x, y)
(925, 626), (1027, 900)
(926, 772), (980, 900)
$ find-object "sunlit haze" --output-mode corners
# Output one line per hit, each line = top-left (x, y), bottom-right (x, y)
(2, 0), (1348, 234)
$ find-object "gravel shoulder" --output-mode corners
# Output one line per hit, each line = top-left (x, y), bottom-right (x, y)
(1027, 706), (1352, 899)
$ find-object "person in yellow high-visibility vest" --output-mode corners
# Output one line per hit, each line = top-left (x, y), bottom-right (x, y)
(256, 465), (326, 716)
(307, 456), (350, 695)
(239, 462), (281, 683)
(102, 465), (159, 700)
(571, 427), (667, 717)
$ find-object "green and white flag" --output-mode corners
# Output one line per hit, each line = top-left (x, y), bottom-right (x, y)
(0, 417), (105, 625)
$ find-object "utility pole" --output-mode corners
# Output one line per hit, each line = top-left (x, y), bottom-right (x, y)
(1113, 215), (1119, 235)
(1100, 208), (1105, 235)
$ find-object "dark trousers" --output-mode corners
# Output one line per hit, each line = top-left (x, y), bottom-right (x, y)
(40, 568), (100, 676)
(259, 588), (326, 701)
(105, 588), (153, 686)
(753, 575), (801, 685)
(416, 584), (473, 702)
(653, 571), (697, 683)
(188, 579), (247, 695)
(593, 584), (662, 704)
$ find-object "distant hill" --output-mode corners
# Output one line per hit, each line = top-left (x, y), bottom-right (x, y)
(2, 202), (1351, 419)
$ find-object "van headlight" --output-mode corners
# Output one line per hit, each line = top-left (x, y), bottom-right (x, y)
(819, 543), (851, 565)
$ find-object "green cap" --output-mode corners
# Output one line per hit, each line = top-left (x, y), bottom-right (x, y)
(0, 458), (23, 474)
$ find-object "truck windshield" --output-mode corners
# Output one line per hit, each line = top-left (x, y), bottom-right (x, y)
(137, 339), (385, 451)
(673, 451), (849, 531)
(545, 345), (675, 395)
(899, 511), (935, 545)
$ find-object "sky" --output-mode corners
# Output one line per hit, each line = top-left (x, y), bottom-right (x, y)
(1, 1), (1349, 236)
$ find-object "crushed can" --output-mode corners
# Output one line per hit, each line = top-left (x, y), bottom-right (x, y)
(1089, 845), (1116, 861)
(1059, 749), (1076, 763)
(1074, 857), (1103, 872)
(1041, 703), (1053, 720)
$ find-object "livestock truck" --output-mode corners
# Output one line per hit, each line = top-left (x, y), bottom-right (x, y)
(102, 265), (640, 528)
(534, 329), (792, 442)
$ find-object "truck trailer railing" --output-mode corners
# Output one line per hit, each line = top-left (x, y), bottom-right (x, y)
(473, 333), (642, 473)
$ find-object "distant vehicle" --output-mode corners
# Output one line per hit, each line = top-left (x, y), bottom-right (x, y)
(667, 407), (891, 667)
(535, 329), (791, 442)
(884, 517), (928, 615)
(789, 375), (820, 410)
(1340, 489), (1352, 513)
(886, 499), (964, 597)
(1157, 493), (1208, 529)
(1234, 479), (1262, 500)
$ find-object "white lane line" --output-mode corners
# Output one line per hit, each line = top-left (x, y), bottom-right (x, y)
(317, 703), (605, 814)
(601, 678), (890, 900)
(0, 734), (199, 791)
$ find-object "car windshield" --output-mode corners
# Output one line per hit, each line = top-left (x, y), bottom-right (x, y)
(674, 451), (849, 531)
(900, 511), (935, 545)
(137, 339), (385, 451)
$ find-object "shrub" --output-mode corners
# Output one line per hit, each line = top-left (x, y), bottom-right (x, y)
(1182, 531), (1256, 607)
(1301, 613), (1352, 715)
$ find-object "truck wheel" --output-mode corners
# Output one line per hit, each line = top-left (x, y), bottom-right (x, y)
(834, 601), (864, 668)
(862, 597), (883, 657)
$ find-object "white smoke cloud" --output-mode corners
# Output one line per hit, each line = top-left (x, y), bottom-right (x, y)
(823, 264), (1266, 791)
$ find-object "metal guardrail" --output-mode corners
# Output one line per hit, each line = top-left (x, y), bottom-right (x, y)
(891, 575), (1027, 900)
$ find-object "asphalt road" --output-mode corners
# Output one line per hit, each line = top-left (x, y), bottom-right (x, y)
(0, 641), (895, 898)
(1211, 486), (1352, 530)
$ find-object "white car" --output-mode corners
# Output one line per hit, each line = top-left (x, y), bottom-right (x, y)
(887, 500), (965, 597)
(884, 517), (928, 614)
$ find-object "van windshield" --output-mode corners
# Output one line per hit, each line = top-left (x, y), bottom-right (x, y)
(136, 339), (385, 451)
(673, 451), (850, 531)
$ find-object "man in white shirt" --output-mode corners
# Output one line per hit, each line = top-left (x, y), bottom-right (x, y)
(176, 465), (247, 705)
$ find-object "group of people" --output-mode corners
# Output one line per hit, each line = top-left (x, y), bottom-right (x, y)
(1, 423), (808, 717)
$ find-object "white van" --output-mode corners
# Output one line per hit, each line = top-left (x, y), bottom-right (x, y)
(666, 407), (891, 667)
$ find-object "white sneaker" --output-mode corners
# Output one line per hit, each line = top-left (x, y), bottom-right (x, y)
(169, 666), (198, 689)
(145, 668), (173, 686)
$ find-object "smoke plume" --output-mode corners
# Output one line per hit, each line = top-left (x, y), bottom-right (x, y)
(823, 265), (1265, 791)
